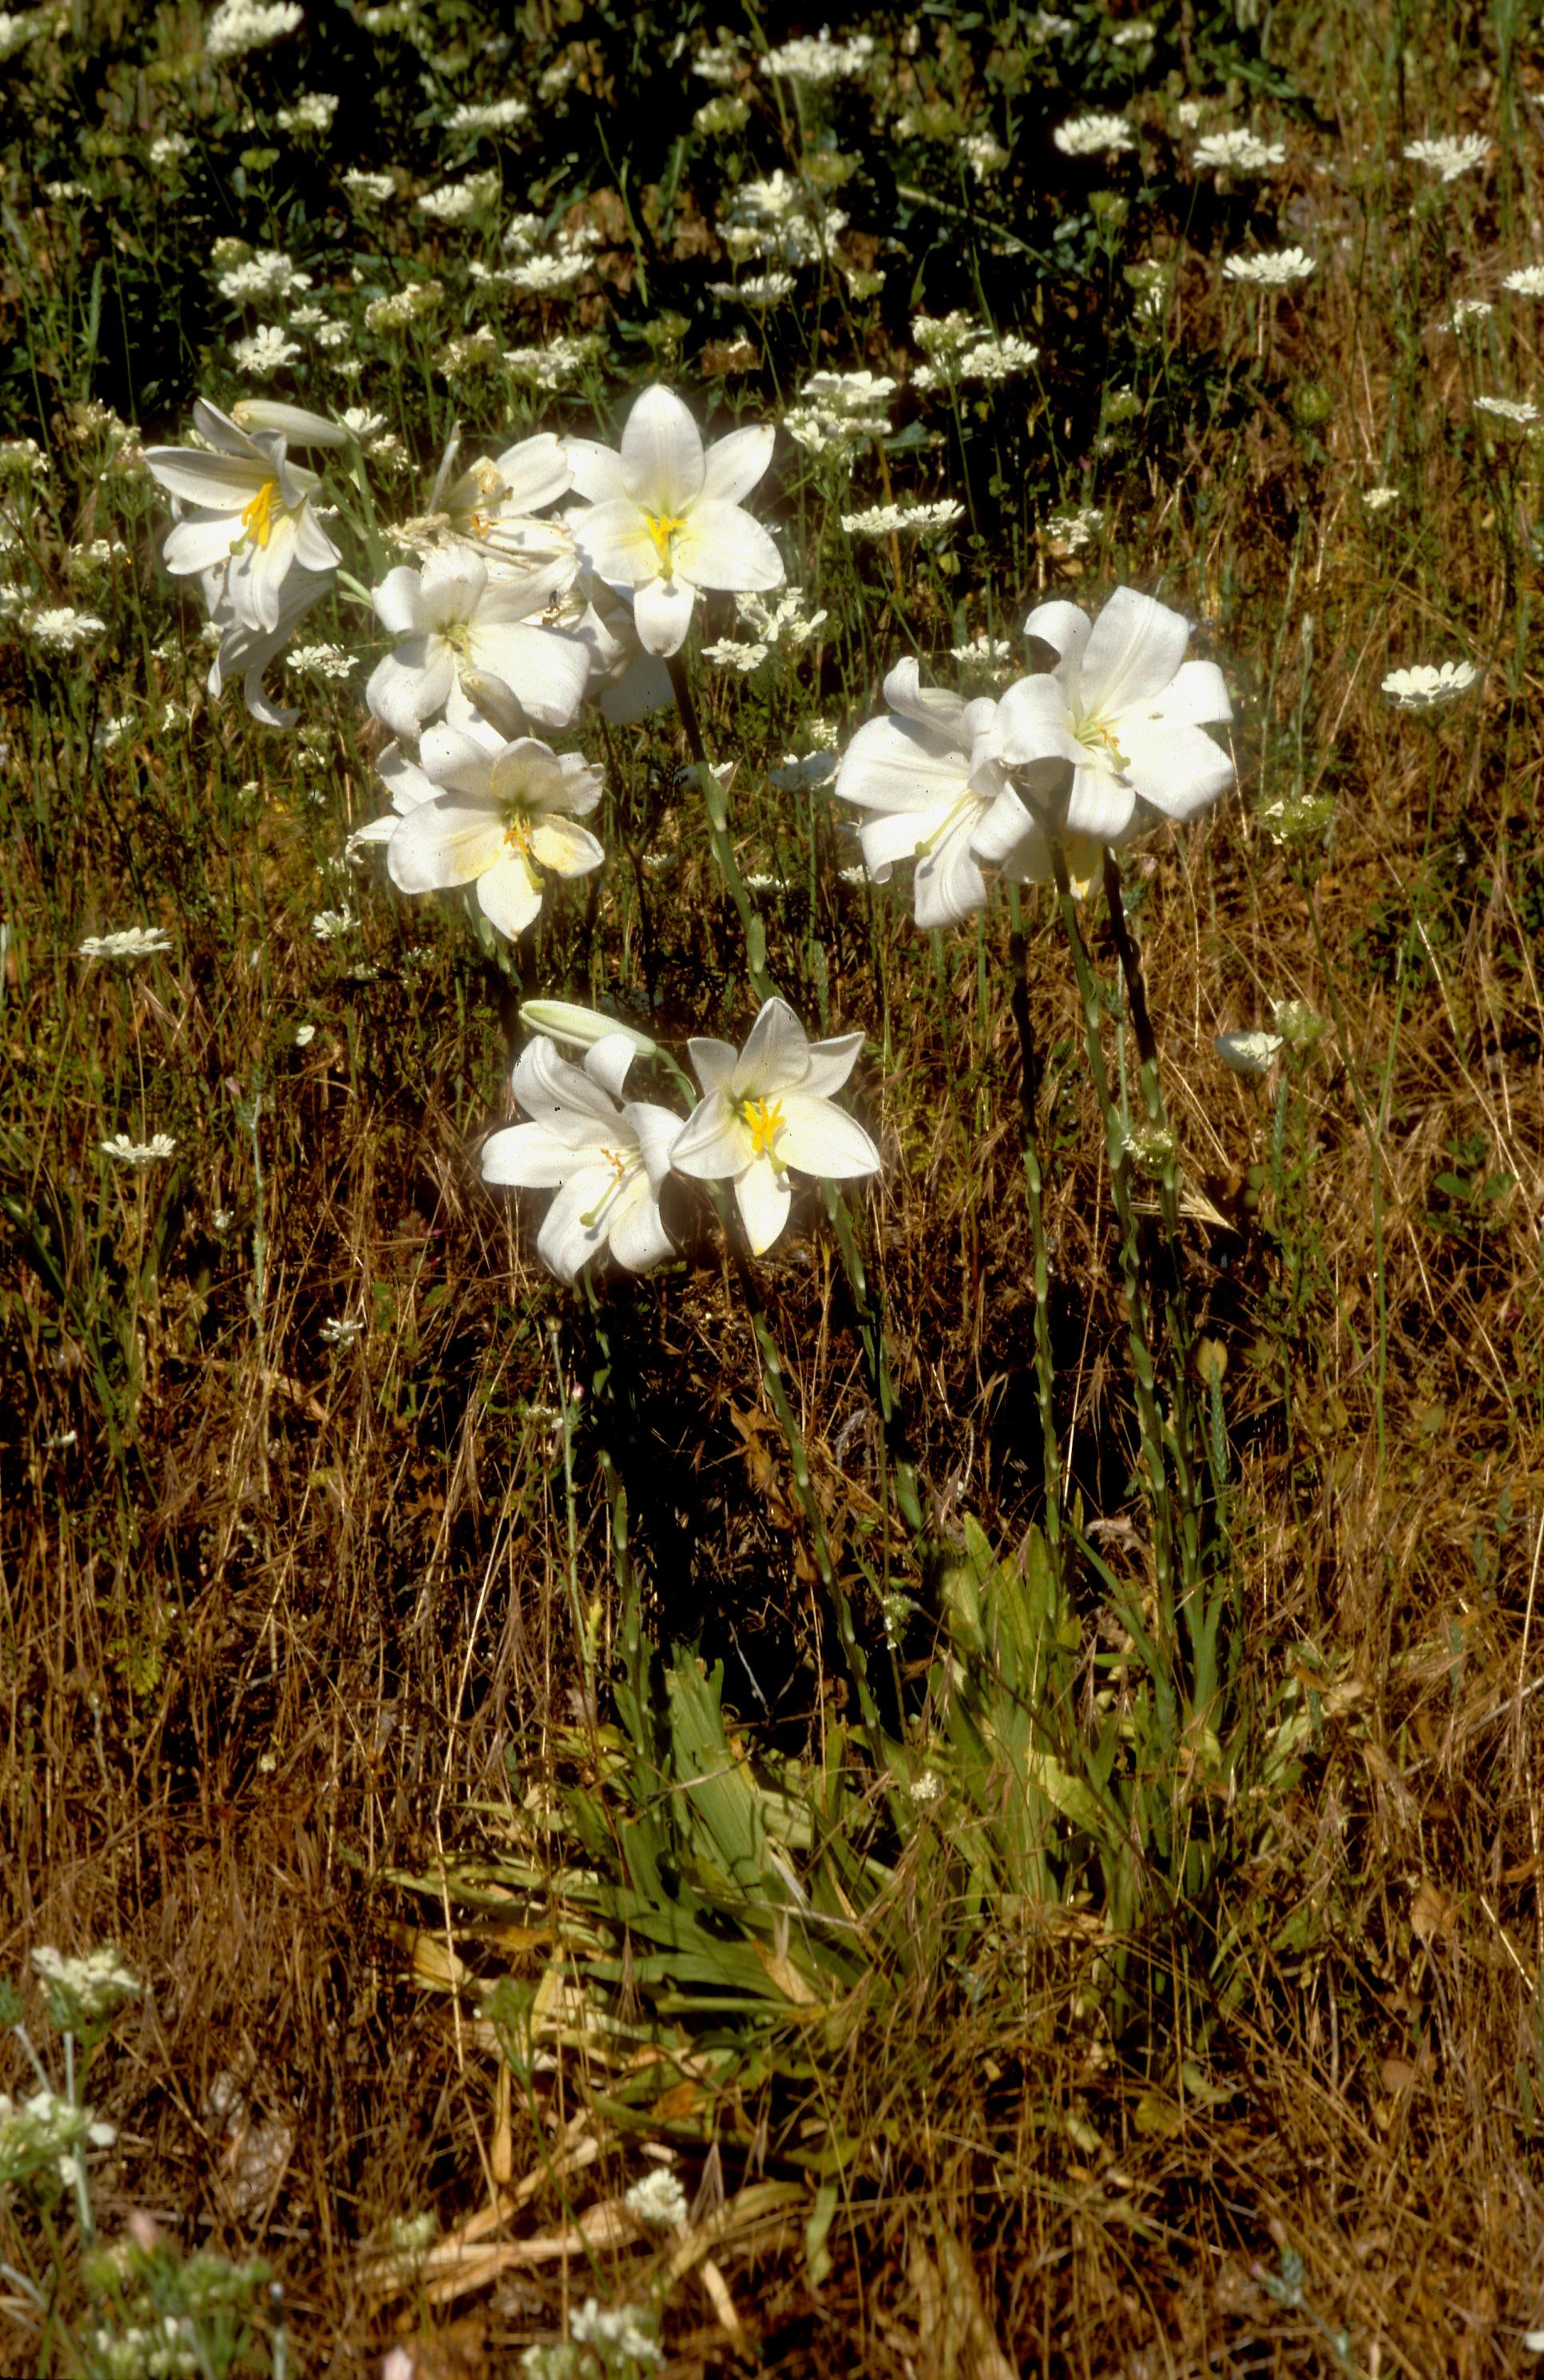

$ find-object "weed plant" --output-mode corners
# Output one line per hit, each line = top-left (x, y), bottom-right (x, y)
(2, 0), (1544, 2374)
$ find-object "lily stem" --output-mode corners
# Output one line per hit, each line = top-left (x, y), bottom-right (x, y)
(665, 651), (776, 1006)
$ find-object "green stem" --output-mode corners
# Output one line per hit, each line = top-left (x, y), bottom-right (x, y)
(1007, 891), (1064, 1572)
(728, 1226), (882, 1738)
(666, 651), (776, 1005)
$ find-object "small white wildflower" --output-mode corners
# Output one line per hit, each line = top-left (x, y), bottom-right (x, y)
(343, 169), (395, 202)
(275, 91), (336, 133)
(505, 252), (588, 296)
(693, 38), (740, 83)
(294, 1022), (316, 1046)
(1193, 129), (1285, 173)
(149, 132), (192, 166)
(1382, 659), (1479, 711)
(312, 907), (357, 940)
(566, 2300), (663, 2368)
(624, 2168), (689, 2228)
(1054, 110), (1134, 157)
(1447, 296), (1494, 328)
(1503, 264), (1544, 296)
(1043, 505), (1105, 552)
(1403, 133), (1490, 183)
(1363, 486), (1399, 511)
(841, 499), (965, 538)
(762, 27), (874, 83)
(100, 1133), (177, 1167)
(445, 95), (528, 131)
(31, 1946), (141, 2028)
(961, 132), (1009, 181)
(78, 927), (172, 960)
(28, 606), (105, 651)
(1223, 246), (1316, 287)
(287, 642), (353, 677)
(319, 1314), (363, 1346)
(93, 715), (137, 756)
(709, 270), (796, 306)
(950, 633), (1014, 665)
(416, 173), (498, 222)
(909, 1770), (946, 1803)
(204, 0), (303, 62)
(1474, 394), (1539, 424)
(231, 325), (303, 376)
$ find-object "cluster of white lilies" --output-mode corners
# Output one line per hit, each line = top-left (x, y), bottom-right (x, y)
(143, 383), (1236, 1275)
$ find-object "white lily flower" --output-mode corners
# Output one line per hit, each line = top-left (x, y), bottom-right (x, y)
(481, 1034), (681, 1282)
(384, 720), (604, 940)
(570, 580), (675, 721)
(347, 737), (442, 855)
(199, 559), (333, 727)
(566, 385), (784, 657)
(145, 399), (341, 634)
(992, 588), (1234, 844)
(365, 548), (592, 740)
(834, 658), (1081, 928)
(426, 428), (574, 566)
(670, 998), (880, 1255)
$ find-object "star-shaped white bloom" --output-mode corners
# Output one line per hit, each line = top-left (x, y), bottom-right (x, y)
(670, 998), (880, 1254)
(991, 589), (1234, 845)
(145, 399), (341, 634)
(566, 385), (784, 657)
(382, 720), (604, 940)
(365, 549), (592, 740)
(481, 1035), (681, 1282)
(833, 659), (1058, 928)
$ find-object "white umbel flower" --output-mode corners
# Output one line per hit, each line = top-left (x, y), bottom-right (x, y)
(1381, 660), (1479, 711)
(1054, 110), (1134, 157)
(481, 1035), (681, 1283)
(567, 385), (783, 658)
(992, 589), (1234, 844)
(1404, 134), (1490, 182)
(1222, 246), (1316, 288)
(365, 550), (591, 738)
(671, 999), (880, 1255)
(383, 720), (604, 940)
(145, 399), (340, 634)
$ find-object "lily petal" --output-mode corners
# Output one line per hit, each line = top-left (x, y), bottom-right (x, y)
(702, 422), (775, 505)
(736, 1155), (791, 1254)
(1078, 586), (1191, 716)
(633, 574), (696, 656)
(618, 384), (706, 515)
(778, 1094), (879, 1180)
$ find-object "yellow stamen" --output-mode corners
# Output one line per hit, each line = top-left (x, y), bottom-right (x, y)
(742, 1096), (785, 1162)
(645, 510), (689, 566)
(504, 814), (533, 854)
(580, 1150), (634, 1229)
(240, 479), (279, 549)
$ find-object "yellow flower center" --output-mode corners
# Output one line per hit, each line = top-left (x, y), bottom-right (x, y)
(503, 811), (533, 854)
(466, 509), (494, 538)
(240, 478), (280, 549)
(645, 509), (689, 568)
(1074, 711), (1128, 772)
(739, 1095), (786, 1162)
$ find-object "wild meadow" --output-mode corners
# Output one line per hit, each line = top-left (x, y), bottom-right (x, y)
(2, 0), (1542, 2371)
